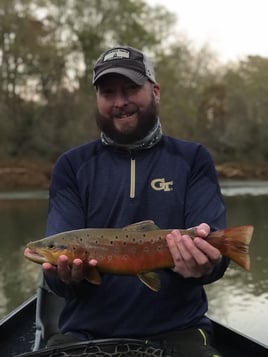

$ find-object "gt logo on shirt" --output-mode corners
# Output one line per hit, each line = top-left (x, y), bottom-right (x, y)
(151, 178), (173, 192)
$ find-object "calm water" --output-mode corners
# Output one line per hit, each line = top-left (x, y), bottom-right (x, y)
(0, 183), (267, 346)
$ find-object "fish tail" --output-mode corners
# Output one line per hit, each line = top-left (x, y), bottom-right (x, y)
(207, 226), (254, 271)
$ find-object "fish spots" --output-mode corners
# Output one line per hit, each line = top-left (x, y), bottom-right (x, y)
(129, 236), (142, 244)
(143, 246), (150, 253)
(71, 245), (82, 253)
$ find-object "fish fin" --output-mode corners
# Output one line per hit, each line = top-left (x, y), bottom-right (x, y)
(123, 220), (159, 231)
(208, 226), (254, 271)
(138, 272), (161, 291)
(84, 266), (102, 285)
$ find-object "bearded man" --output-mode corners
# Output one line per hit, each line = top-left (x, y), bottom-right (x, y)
(32, 46), (227, 356)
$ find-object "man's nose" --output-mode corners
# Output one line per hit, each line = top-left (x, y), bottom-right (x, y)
(113, 91), (128, 107)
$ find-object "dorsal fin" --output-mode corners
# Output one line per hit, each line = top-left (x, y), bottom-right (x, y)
(123, 220), (159, 231)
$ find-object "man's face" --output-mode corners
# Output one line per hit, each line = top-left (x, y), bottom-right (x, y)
(95, 74), (160, 144)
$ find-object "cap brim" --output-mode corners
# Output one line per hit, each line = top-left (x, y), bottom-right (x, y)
(93, 67), (147, 85)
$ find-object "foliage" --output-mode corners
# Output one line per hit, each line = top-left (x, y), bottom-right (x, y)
(0, 0), (267, 164)
(213, 56), (268, 161)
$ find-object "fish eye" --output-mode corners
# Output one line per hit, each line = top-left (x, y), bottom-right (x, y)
(48, 243), (55, 249)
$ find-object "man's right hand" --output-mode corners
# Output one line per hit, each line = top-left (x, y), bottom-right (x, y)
(42, 255), (98, 283)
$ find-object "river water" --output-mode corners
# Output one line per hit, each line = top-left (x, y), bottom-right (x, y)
(0, 181), (267, 346)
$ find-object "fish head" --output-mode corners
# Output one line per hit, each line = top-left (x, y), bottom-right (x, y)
(24, 236), (70, 265)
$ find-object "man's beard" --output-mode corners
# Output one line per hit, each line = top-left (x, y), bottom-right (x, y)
(95, 96), (159, 145)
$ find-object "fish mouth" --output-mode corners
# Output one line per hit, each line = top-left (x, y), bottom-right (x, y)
(24, 247), (47, 264)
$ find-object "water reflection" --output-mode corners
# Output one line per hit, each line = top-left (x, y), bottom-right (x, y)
(220, 180), (268, 196)
(206, 265), (268, 345)
(0, 199), (47, 316)
(0, 185), (267, 346)
(206, 191), (268, 346)
(0, 190), (48, 200)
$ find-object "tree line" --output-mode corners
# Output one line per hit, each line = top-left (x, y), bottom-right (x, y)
(1, 0), (268, 164)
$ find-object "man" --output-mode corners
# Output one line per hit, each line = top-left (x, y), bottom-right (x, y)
(41, 46), (228, 356)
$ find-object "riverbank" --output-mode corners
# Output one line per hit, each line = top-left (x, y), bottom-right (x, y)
(215, 162), (268, 180)
(0, 159), (52, 190)
(0, 159), (268, 190)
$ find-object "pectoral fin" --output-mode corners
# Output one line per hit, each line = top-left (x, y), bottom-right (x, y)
(84, 266), (102, 285)
(138, 272), (161, 292)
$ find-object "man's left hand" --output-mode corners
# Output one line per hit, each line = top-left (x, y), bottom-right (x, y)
(166, 223), (222, 278)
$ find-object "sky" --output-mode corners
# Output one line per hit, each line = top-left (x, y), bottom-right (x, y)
(147, 0), (268, 63)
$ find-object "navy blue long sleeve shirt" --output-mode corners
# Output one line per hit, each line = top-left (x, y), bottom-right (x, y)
(45, 135), (228, 339)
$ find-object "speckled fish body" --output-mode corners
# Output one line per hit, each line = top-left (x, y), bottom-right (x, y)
(24, 220), (253, 291)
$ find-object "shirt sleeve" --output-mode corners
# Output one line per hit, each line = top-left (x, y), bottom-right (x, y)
(185, 144), (226, 230)
(184, 144), (229, 284)
(46, 154), (86, 236)
(44, 154), (87, 295)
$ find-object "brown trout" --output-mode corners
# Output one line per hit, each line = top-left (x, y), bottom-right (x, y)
(24, 220), (253, 291)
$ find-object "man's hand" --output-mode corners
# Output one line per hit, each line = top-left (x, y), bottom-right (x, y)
(42, 256), (98, 284)
(166, 223), (222, 278)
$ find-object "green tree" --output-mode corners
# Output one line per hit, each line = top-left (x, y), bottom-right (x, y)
(0, 0), (178, 159)
(3, 0), (267, 167)
(221, 56), (268, 161)
(155, 43), (219, 141)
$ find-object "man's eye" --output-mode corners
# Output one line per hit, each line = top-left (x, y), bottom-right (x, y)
(125, 85), (139, 93)
(128, 84), (139, 90)
(100, 88), (114, 96)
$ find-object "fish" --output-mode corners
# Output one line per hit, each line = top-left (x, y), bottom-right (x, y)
(24, 220), (254, 291)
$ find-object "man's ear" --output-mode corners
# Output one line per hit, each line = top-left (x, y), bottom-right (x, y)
(153, 84), (160, 103)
